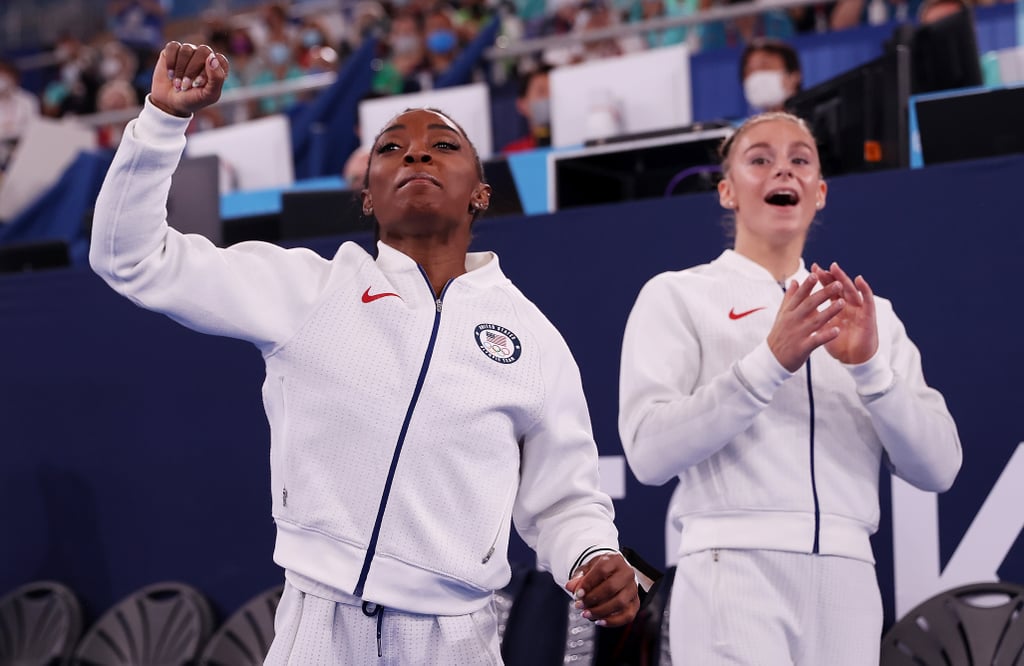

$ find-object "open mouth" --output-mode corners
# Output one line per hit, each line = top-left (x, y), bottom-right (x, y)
(765, 188), (799, 206)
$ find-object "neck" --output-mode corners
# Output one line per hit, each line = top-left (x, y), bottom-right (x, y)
(382, 232), (471, 298)
(734, 236), (804, 283)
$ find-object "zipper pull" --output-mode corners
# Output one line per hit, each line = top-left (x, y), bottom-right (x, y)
(282, 487), (288, 507)
(435, 298), (442, 313)
(482, 546), (495, 564)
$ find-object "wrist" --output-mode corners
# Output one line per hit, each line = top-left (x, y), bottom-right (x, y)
(149, 95), (191, 119)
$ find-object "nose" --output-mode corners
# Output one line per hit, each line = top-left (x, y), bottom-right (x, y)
(403, 149), (431, 164)
(775, 164), (793, 178)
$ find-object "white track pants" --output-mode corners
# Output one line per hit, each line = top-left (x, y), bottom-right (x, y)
(669, 549), (882, 666)
(265, 579), (503, 665)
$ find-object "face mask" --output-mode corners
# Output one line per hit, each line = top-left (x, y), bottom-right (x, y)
(743, 70), (789, 111)
(0, 76), (13, 95)
(391, 34), (420, 56)
(528, 97), (551, 127)
(268, 42), (291, 66)
(61, 64), (80, 85)
(426, 29), (457, 55)
(302, 29), (323, 48)
(100, 58), (122, 80)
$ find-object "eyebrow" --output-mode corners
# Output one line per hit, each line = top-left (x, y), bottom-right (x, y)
(379, 123), (461, 137)
(743, 140), (815, 153)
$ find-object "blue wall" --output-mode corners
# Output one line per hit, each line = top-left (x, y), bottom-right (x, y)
(2, 154), (1023, 633)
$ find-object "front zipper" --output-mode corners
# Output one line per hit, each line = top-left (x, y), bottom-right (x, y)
(779, 280), (821, 554)
(805, 358), (821, 554)
(354, 268), (453, 597)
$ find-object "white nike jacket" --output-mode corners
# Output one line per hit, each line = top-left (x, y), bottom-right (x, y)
(90, 100), (619, 615)
(619, 250), (962, 564)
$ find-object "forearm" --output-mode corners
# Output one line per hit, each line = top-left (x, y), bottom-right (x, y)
(847, 345), (962, 492)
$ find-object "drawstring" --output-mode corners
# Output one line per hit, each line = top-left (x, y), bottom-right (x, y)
(361, 601), (385, 657)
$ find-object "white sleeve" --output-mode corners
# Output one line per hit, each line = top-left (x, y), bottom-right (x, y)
(89, 98), (345, 350)
(618, 274), (793, 486)
(512, 323), (619, 589)
(844, 300), (962, 492)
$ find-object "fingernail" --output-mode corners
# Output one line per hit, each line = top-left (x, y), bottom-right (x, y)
(181, 77), (192, 89)
(582, 610), (592, 619)
(173, 78), (182, 91)
(210, 54), (221, 69)
(574, 600), (583, 609)
(192, 76), (205, 88)
(167, 69), (174, 80)
(574, 588), (586, 599)
(595, 619), (607, 627)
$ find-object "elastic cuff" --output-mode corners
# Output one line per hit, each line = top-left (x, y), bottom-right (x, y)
(734, 341), (794, 403)
(570, 546), (619, 576)
(133, 96), (193, 143)
(844, 349), (895, 398)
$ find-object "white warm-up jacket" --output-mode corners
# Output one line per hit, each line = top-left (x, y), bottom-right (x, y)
(619, 250), (962, 564)
(90, 100), (619, 615)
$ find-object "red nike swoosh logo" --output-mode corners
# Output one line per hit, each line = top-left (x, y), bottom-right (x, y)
(361, 287), (401, 303)
(729, 307), (766, 320)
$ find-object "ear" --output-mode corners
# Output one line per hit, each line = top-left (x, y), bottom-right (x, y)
(361, 189), (373, 216)
(717, 178), (734, 210)
(470, 183), (492, 212)
(816, 179), (827, 210)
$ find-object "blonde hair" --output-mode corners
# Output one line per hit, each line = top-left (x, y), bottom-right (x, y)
(719, 111), (817, 175)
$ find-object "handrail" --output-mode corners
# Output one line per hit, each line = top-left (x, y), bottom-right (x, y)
(73, 70), (338, 128)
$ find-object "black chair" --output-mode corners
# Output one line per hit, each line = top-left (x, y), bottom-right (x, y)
(0, 580), (82, 666)
(880, 581), (1024, 665)
(197, 585), (283, 666)
(72, 582), (214, 666)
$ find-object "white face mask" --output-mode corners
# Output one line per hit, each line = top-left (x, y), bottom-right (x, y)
(743, 70), (789, 111)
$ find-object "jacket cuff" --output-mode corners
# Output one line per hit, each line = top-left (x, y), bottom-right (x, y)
(844, 349), (896, 398)
(734, 341), (794, 403)
(133, 95), (192, 144)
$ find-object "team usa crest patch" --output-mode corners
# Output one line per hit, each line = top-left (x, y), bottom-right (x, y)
(475, 324), (522, 364)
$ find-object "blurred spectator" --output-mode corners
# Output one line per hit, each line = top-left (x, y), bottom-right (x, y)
(423, 9), (463, 81)
(539, 0), (585, 64)
(502, 65), (552, 153)
(341, 0), (387, 58)
(629, 0), (697, 49)
(226, 27), (261, 85)
(255, 3), (299, 67)
(95, 78), (138, 148)
(739, 37), (802, 112)
(250, 42), (305, 117)
(577, 0), (645, 60)
(454, 0), (497, 41)
(372, 12), (428, 94)
(42, 34), (100, 117)
(297, 18), (332, 69)
(697, 0), (795, 50)
(0, 60), (41, 172)
(107, 0), (169, 64)
(789, 0), (867, 33)
(96, 39), (143, 100)
(919, 0), (967, 22)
